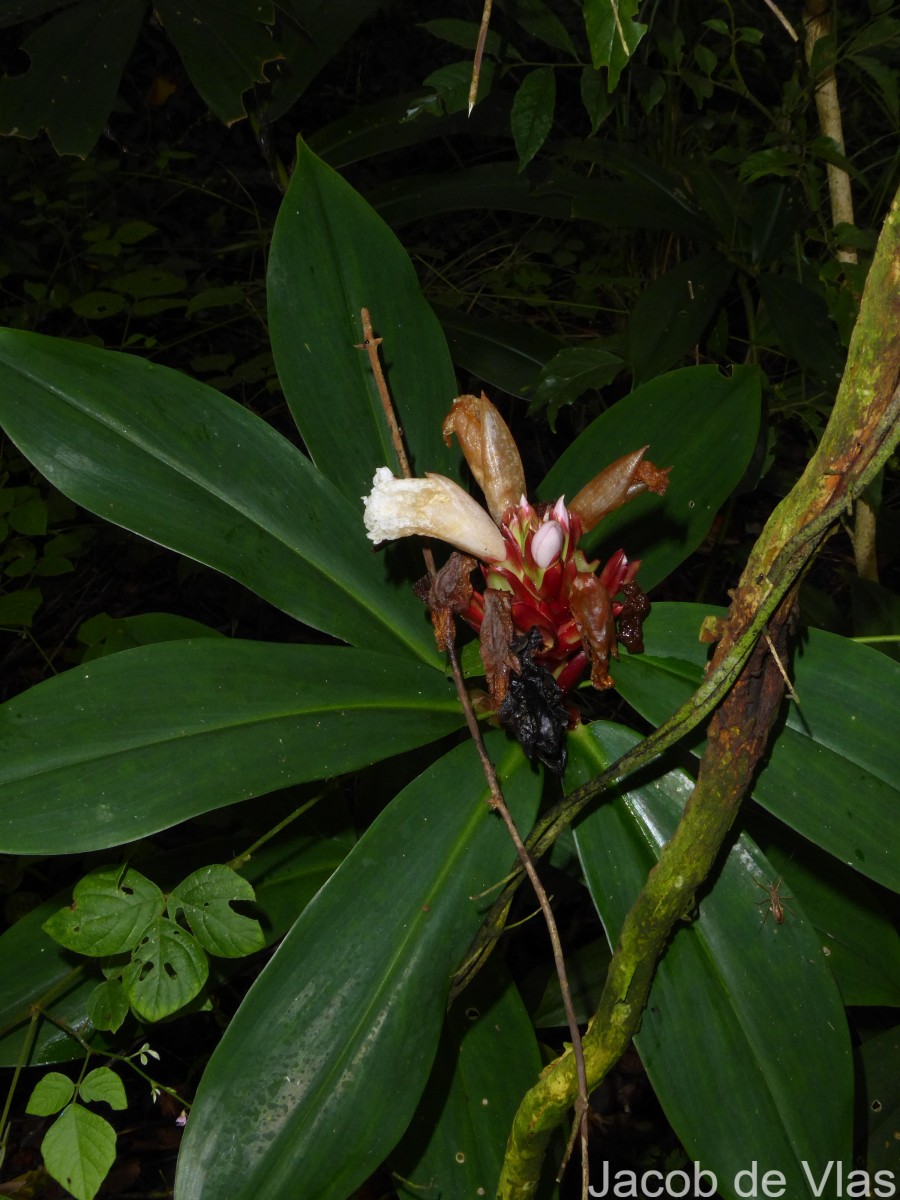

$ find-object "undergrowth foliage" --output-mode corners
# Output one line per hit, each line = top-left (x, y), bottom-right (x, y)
(0, 4), (898, 1200)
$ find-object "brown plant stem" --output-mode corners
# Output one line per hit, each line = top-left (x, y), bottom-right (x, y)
(357, 308), (413, 481)
(357, 309), (591, 1190)
(762, 0), (799, 42)
(445, 639), (590, 1195)
(469, 0), (494, 117)
(493, 185), (900, 1196)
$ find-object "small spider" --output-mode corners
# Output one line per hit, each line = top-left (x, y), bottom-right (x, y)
(755, 877), (795, 927)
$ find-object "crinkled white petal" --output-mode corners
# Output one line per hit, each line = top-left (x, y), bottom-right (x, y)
(363, 468), (506, 561)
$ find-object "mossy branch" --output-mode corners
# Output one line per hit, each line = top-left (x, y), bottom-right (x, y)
(495, 186), (900, 1199)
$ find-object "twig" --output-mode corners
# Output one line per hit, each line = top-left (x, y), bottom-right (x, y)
(610, 0), (629, 57)
(469, 0), (494, 117)
(356, 308), (413, 481)
(445, 639), (590, 1193)
(764, 631), (800, 703)
(358, 306), (590, 1193)
(33, 1007), (192, 1110)
(761, 0), (799, 42)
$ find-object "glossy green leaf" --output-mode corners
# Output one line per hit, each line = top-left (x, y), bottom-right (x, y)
(391, 964), (547, 1200)
(512, 67), (556, 171)
(539, 365), (762, 589)
(170, 865), (264, 958)
(0, 0), (145, 156)
(155, 0), (279, 126)
(268, 140), (459, 506)
(529, 343), (624, 428)
(0, 329), (439, 664)
(42, 1103), (116, 1200)
(27, 1072), (75, 1116)
(43, 866), (164, 956)
(569, 721), (852, 1198)
(583, 0), (647, 89)
(79, 1067), (127, 1110)
(762, 841), (900, 1006)
(0, 641), (462, 854)
(122, 917), (208, 1021)
(433, 303), (562, 400)
(175, 735), (540, 1200)
(613, 603), (900, 890)
(627, 249), (734, 385)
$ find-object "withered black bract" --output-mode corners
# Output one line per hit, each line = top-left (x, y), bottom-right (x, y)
(498, 628), (569, 775)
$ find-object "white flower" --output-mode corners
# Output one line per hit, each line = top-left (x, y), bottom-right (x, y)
(363, 467), (506, 561)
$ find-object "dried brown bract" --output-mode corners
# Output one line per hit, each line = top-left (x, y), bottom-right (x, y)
(566, 573), (617, 690)
(616, 581), (651, 654)
(479, 588), (520, 709)
(414, 553), (478, 652)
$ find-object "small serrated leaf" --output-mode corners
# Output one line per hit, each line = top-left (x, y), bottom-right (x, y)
(42, 866), (164, 957)
(41, 1104), (116, 1200)
(79, 1067), (127, 1111)
(123, 917), (209, 1021)
(170, 864), (264, 958)
(26, 1071), (75, 1116)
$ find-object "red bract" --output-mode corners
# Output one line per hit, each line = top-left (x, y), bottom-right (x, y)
(363, 391), (669, 709)
(461, 494), (642, 696)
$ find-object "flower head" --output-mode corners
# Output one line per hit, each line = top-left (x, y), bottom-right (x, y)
(362, 393), (669, 769)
